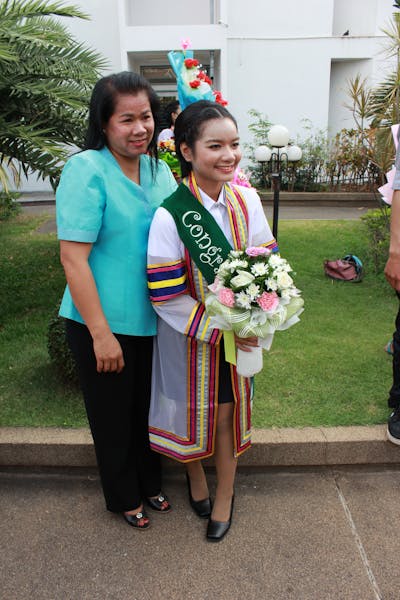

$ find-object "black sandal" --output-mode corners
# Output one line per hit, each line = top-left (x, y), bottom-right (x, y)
(146, 492), (171, 513)
(123, 509), (150, 529)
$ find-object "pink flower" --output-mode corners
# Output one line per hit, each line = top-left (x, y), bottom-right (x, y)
(181, 38), (192, 50)
(245, 246), (271, 257)
(208, 277), (223, 294)
(218, 287), (235, 308)
(257, 291), (279, 312)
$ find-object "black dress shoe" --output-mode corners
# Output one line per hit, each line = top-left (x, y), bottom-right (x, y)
(206, 496), (234, 542)
(186, 473), (211, 518)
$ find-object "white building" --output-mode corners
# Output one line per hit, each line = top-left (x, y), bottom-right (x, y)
(24, 0), (395, 191)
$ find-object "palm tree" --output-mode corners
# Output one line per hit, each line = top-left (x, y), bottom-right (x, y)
(0, 0), (107, 191)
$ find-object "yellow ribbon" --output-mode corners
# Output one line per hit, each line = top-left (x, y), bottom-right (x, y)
(223, 330), (236, 365)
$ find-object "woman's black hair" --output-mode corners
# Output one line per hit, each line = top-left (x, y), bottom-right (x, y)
(174, 100), (238, 178)
(84, 71), (161, 162)
(164, 100), (180, 128)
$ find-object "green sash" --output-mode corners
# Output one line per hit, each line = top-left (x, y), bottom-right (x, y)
(162, 181), (238, 364)
(162, 182), (233, 285)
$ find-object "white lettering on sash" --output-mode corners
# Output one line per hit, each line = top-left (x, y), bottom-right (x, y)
(182, 210), (225, 273)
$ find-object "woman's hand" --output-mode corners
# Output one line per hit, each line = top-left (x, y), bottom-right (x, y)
(385, 255), (400, 292)
(234, 334), (258, 353)
(93, 331), (125, 373)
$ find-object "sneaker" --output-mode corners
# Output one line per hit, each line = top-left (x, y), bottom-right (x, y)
(387, 405), (400, 445)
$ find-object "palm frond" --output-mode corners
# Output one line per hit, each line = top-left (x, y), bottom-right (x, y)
(0, 0), (108, 190)
(0, 0), (89, 21)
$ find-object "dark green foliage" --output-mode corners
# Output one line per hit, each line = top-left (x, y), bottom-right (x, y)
(361, 206), (391, 274)
(0, 191), (21, 220)
(0, 0), (108, 190)
(47, 305), (79, 386)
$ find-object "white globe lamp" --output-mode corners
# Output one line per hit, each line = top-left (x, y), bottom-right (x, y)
(254, 145), (272, 162)
(268, 125), (290, 148)
(287, 145), (302, 162)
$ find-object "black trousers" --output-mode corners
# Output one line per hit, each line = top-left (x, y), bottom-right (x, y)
(389, 292), (400, 409)
(66, 320), (162, 512)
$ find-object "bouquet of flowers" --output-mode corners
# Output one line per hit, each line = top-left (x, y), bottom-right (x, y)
(205, 247), (304, 377)
(157, 139), (181, 180)
(168, 39), (228, 110)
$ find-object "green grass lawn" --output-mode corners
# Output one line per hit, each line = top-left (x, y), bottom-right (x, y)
(0, 212), (397, 428)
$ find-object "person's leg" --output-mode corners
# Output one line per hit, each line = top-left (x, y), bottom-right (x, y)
(186, 460), (209, 501)
(387, 295), (400, 443)
(66, 321), (159, 513)
(212, 402), (237, 522)
(389, 296), (400, 407)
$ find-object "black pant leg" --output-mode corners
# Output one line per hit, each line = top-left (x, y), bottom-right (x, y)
(66, 320), (161, 512)
(127, 336), (162, 498)
(389, 294), (400, 409)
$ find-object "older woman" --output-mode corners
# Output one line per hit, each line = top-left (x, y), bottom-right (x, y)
(57, 72), (177, 529)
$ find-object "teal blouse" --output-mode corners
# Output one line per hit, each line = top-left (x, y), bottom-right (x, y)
(56, 146), (177, 336)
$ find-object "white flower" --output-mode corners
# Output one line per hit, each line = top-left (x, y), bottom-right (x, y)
(217, 260), (232, 278)
(268, 254), (284, 268)
(281, 289), (292, 299)
(266, 277), (278, 291)
(290, 287), (302, 297)
(276, 271), (293, 289)
(235, 291), (252, 309)
(229, 250), (243, 258)
(229, 259), (248, 271)
(230, 270), (255, 289)
(246, 283), (260, 300)
(219, 260), (231, 271)
(251, 262), (268, 276)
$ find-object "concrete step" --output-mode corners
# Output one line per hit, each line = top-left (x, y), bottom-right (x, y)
(1, 425), (399, 469)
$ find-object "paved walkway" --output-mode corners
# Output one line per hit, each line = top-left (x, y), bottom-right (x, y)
(2, 465), (399, 599)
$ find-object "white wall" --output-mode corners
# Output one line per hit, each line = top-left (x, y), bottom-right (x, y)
(125, 0), (215, 26)
(227, 38), (332, 149)
(328, 59), (372, 134)
(333, 0), (378, 36)
(228, 0), (334, 37)
(61, 0), (122, 73)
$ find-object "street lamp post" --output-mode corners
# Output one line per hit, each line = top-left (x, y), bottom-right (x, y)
(255, 125), (302, 240)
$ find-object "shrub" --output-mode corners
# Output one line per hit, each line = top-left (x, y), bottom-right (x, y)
(361, 206), (391, 274)
(0, 191), (21, 221)
(47, 306), (79, 386)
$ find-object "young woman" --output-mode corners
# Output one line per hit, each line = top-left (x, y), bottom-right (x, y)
(147, 101), (278, 541)
(56, 72), (177, 529)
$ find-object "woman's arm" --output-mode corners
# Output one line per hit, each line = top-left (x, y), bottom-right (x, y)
(60, 240), (125, 373)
